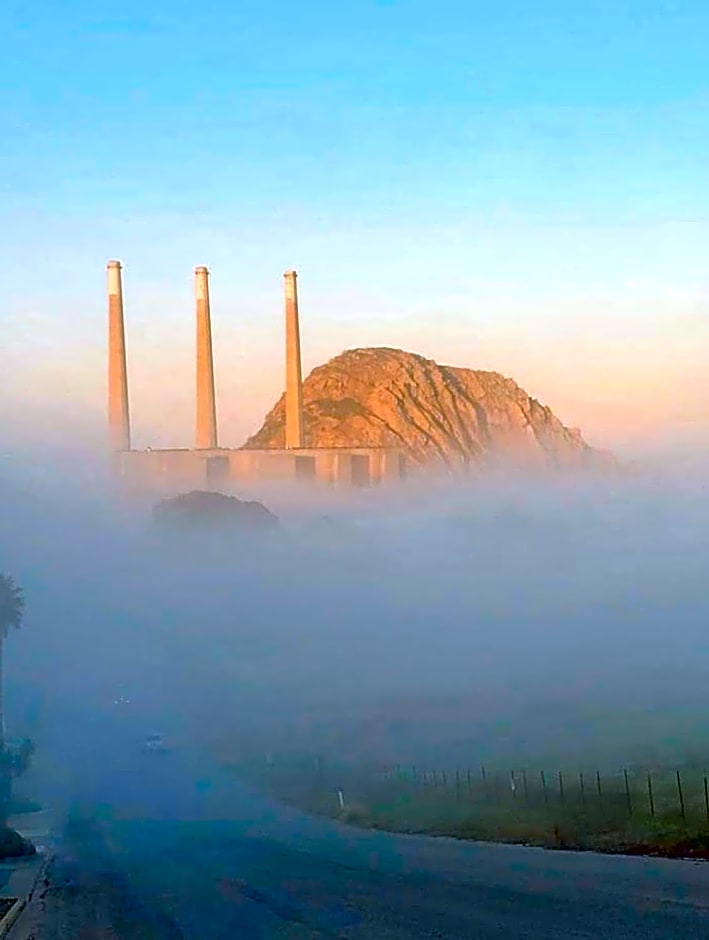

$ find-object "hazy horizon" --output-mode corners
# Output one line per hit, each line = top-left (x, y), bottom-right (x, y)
(2, 433), (707, 778)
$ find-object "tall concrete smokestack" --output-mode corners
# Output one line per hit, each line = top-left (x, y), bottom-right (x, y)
(195, 265), (218, 449)
(284, 270), (304, 449)
(107, 260), (131, 451)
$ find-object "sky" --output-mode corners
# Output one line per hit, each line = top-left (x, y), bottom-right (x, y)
(2, 0), (708, 459)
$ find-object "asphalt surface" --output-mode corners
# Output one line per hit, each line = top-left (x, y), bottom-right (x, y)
(14, 715), (709, 939)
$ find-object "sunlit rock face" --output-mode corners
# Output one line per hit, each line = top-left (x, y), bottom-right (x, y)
(153, 491), (280, 530)
(246, 347), (615, 472)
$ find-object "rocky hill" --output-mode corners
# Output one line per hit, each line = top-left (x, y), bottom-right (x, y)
(245, 347), (614, 471)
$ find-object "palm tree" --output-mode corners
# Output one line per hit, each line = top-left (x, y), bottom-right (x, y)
(0, 576), (24, 752)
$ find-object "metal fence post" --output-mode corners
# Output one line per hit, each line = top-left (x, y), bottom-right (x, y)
(624, 769), (632, 819)
(676, 770), (686, 825)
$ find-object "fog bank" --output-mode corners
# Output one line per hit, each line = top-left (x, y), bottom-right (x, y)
(1, 440), (707, 775)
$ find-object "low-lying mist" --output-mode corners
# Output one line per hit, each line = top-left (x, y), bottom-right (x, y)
(2, 440), (708, 784)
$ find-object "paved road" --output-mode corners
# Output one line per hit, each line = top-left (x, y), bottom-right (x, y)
(14, 719), (709, 938)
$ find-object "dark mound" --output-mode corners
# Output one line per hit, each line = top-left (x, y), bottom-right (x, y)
(154, 491), (279, 531)
(0, 826), (36, 859)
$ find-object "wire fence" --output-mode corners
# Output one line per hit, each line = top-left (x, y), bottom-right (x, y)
(253, 754), (709, 831)
(377, 762), (709, 824)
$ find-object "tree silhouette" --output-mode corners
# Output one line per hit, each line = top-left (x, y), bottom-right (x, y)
(0, 575), (24, 820)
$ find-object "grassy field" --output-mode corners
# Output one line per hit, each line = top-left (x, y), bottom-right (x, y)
(225, 754), (709, 859)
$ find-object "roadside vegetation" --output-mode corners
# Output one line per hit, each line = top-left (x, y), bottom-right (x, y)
(225, 752), (709, 860)
(0, 574), (36, 858)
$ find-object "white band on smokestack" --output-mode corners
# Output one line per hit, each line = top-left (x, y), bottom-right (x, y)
(195, 265), (209, 301)
(107, 259), (122, 295)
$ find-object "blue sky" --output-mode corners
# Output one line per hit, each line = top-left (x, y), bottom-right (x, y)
(2, 1), (708, 454)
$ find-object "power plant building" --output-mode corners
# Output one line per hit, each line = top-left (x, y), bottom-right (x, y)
(109, 262), (406, 493)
